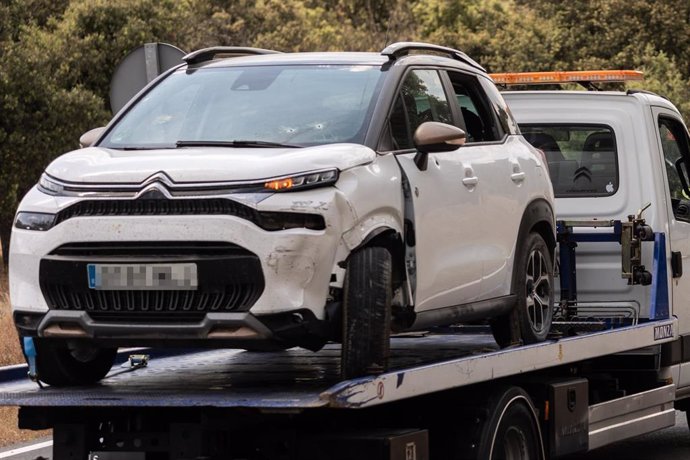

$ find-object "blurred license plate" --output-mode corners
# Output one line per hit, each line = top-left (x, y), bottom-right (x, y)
(87, 263), (198, 291)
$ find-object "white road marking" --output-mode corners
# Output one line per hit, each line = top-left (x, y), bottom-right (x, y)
(0, 440), (53, 459)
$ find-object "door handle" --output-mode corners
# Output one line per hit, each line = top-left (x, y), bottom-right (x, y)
(462, 176), (479, 186)
(511, 172), (526, 182)
(462, 165), (477, 188)
(672, 251), (683, 278)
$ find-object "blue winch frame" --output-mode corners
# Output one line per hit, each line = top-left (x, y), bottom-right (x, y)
(556, 221), (669, 322)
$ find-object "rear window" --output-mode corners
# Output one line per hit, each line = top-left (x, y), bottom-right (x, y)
(520, 124), (618, 197)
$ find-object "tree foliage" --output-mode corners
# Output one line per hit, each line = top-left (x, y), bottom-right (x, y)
(0, 0), (204, 262)
(2, 0), (690, 265)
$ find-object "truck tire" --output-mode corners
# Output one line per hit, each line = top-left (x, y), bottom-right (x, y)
(34, 338), (116, 386)
(341, 246), (392, 379)
(492, 232), (554, 347)
(475, 387), (544, 460)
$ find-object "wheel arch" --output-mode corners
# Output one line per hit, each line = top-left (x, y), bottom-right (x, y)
(432, 384), (547, 460)
(351, 227), (405, 288)
(483, 386), (546, 460)
(328, 226), (405, 341)
(512, 199), (556, 294)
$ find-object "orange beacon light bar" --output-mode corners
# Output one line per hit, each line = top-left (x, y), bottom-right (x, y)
(489, 70), (644, 85)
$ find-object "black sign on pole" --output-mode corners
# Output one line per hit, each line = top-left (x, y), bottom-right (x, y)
(109, 42), (186, 115)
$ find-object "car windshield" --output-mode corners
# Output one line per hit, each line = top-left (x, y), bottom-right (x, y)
(100, 64), (384, 149)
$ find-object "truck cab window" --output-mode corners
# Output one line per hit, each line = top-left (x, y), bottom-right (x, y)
(521, 124), (618, 197)
(659, 116), (690, 221)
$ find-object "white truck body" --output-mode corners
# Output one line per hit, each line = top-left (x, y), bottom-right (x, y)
(504, 90), (690, 392)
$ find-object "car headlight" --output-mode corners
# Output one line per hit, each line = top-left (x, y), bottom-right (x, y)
(264, 169), (338, 192)
(14, 212), (56, 231)
(38, 174), (64, 196)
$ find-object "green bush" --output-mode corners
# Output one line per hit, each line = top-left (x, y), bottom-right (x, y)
(2, 0), (690, 265)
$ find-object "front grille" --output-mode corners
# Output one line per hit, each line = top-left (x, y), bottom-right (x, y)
(44, 285), (258, 315)
(50, 241), (249, 257)
(55, 199), (255, 223)
(40, 242), (265, 321)
(54, 198), (325, 231)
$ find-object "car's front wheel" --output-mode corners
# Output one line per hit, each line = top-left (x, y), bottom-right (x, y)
(341, 246), (392, 379)
(33, 338), (117, 386)
(492, 232), (554, 347)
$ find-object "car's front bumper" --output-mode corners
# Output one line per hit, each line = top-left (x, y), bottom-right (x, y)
(13, 307), (331, 350)
(10, 187), (355, 347)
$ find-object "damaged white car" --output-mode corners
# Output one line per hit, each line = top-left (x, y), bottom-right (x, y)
(10, 43), (555, 385)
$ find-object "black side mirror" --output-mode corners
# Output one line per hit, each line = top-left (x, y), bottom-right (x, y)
(412, 122), (466, 170)
(79, 127), (106, 148)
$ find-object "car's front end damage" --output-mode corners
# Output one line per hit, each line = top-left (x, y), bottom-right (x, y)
(10, 141), (408, 353)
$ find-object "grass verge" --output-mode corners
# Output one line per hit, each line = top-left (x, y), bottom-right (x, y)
(0, 265), (51, 447)
(0, 408), (51, 447)
(1, 272), (24, 367)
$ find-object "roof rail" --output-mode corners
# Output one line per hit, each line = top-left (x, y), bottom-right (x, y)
(183, 46), (282, 65)
(381, 42), (485, 72)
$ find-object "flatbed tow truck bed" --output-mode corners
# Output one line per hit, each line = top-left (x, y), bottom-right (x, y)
(0, 323), (676, 411)
(0, 221), (682, 459)
(0, 322), (679, 460)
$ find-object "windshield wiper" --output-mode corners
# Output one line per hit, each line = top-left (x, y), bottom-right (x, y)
(176, 140), (300, 148)
(103, 145), (174, 150)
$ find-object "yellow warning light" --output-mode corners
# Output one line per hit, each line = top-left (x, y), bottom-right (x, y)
(265, 177), (294, 191)
(489, 70), (644, 85)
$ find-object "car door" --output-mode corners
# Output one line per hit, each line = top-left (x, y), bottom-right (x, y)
(444, 70), (522, 300)
(389, 68), (485, 312)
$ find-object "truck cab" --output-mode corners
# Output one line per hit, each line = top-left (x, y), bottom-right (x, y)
(500, 71), (690, 392)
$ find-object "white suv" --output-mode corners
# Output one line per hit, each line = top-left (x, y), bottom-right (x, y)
(10, 43), (555, 385)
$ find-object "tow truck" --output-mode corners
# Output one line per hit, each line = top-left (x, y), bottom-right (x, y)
(2, 70), (689, 460)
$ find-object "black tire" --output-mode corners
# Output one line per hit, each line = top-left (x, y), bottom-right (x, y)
(492, 232), (554, 347)
(341, 246), (392, 379)
(34, 338), (117, 386)
(475, 387), (544, 460)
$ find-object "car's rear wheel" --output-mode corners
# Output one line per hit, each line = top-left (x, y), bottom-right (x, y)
(341, 246), (392, 379)
(521, 234), (554, 343)
(34, 338), (117, 386)
(492, 232), (554, 347)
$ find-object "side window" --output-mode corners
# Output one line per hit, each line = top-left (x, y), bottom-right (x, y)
(389, 69), (452, 150)
(447, 71), (501, 143)
(479, 76), (519, 135)
(659, 116), (690, 220)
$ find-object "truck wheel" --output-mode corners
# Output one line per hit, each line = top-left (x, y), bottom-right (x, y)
(492, 232), (554, 347)
(341, 247), (392, 379)
(34, 338), (116, 386)
(476, 387), (544, 460)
